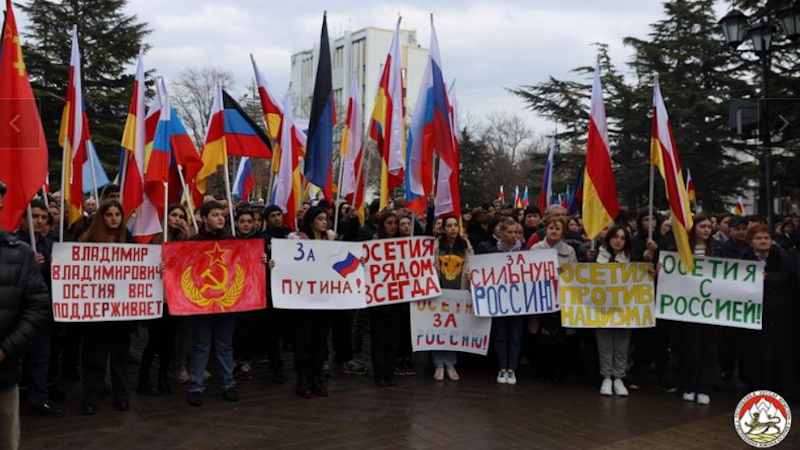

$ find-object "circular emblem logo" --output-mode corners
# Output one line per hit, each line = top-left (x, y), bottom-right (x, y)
(734, 390), (792, 447)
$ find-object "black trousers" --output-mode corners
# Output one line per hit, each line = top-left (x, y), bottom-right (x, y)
(264, 308), (284, 371)
(396, 303), (412, 360)
(81, 322), (130, 404)
(330, 310), (354, 363)
(61, 323), (82, 377)
(682, 323), (721, 395)
(369, 305), (402, 379)
(293, 311), (330, 380)
(140, 313), (177, 382)
(632, 320), (672, 380)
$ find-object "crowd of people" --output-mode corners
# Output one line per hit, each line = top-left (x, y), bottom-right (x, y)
(1, 179), (798, 448)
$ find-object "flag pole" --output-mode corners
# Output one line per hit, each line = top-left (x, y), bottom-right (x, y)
(176, 165), (198, 233)
(333, 151), (346, 236)
(223, 157), (237, 237)
(352, 142), (366, 225)
(266, 165), (275, 204)
(119, 152), (127, 207)
(648, 74), (658, 243)
(58, 143), (67, 243)
(40, 185), (47, 201)
(162, 181), (169, 242)
(26, 204), (36, 248)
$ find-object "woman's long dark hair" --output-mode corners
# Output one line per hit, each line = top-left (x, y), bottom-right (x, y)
(602, 224), (632, 258)
(376, 210), (398, 239)
(438, 215), (467, 254)
(79, 200), (127, 243)
(299, 205), (327, 240)
(689, 213), (717, 256)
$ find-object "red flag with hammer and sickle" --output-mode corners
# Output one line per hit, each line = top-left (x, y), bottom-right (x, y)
(162, 239), (266, 315)
(0, 0), (49, 231)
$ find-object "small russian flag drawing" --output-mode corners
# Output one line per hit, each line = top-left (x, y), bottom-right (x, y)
(331, 252), (360, 278)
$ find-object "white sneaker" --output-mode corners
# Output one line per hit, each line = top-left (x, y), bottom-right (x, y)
(600, 378), (613, 396)
(696, 394), (711, 405)
(177, 366), (190, 384)
(506, 371), (517, 385)
(613, 379), (628, 397)
(682, 392), (696, 402)
(496, 371), (508, 384)
(203, 370), (212, 381)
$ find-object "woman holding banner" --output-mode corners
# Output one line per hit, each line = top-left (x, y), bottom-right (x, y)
(432, 215), (473, 381)
(395, 215), (416, 376)
(288, 206), (333, 398)
(594, 224), (633, 397)
(369, 211), (404, 387)
(489, 218), (525, 385)
(78, 200), (131, 415)
(531, 217), (577, 383)
(679, 213), (720, 406)
(137, 204), (189, 397)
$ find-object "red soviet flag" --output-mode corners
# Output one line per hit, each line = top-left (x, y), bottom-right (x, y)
(0, 0), (49, 231)
(162, 239), (266, 315)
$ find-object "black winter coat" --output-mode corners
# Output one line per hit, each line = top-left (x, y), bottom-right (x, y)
(0, 231), (50, 388)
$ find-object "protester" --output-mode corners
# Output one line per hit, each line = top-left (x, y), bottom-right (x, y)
(287, 206), (333, 398)
(489, 218), (525, 385)
(261, 205), (290, 383)
(680, 213), (720, 406)
(0, 182), (50, 449)
(369, 211), (403, 387)
(15, 200), (63, 416)
(717, 215), (750, 381)
(185, 201), (241, 407)
(432, 215), (473, 381)
(594, 224), (633, 397)
(78, 200), (131, 415)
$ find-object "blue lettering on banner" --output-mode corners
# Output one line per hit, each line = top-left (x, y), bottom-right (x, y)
(473, 280), (558, 317)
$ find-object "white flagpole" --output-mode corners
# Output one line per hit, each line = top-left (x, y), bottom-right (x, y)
(648, 75), (658, 242)
(58, 143), (68, 243)
(162, 181), (169, 242)
(26, 205), (36, 248)
(333, 153), (346, 236)
(176, 165), (198, 233)
(223, 159), (236, 237)
(87, 142), (100, 203)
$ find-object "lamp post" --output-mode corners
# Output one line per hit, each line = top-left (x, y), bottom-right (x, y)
(719, 5), (800, 224)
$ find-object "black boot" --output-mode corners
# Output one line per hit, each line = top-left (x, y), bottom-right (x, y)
(311, 377), (328, 397)
(296, 377), (312, 399)
(136, 377), (160, 396)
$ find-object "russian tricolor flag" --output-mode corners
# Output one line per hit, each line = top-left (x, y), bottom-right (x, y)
(232, 157), (255, 200)
(331, 252), (360, 278)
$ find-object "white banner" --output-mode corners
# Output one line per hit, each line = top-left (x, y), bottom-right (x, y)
(560, 263), (655, 328)
(656, 251), (764, 330)
(363, 236), (441, 307)
(270, 239), (366, 310)
(51, 243), (163, 322)
(467, 249), (560, 317)
(410, 289), (492, 355)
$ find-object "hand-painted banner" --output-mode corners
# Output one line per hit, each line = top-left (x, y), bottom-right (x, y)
(163, 239), (266, 315)
(51, 243), (163, 322)
(410, 289), (492, 355)
(363, 236), (441, 307)
(467, 249), (559, 317)
(271, 239), (366, 310)
(657, 251), (764, 330)
(559, 263), (655, 328)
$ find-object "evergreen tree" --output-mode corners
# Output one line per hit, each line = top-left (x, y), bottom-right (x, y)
(511, 1), (752, 212)
(20, 0), (150, 177)
(458, 128), (494, 207)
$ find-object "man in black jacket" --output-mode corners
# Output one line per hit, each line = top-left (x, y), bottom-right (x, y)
(0, 181), (50, 449)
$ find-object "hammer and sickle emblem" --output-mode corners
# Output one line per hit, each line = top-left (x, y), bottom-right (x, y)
(200, 264), (229, 293)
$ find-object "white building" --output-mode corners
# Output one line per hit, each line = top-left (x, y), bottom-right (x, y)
(289, 26), (429, 130)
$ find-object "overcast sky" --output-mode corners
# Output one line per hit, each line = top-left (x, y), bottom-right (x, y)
(34, 1), (720, 134)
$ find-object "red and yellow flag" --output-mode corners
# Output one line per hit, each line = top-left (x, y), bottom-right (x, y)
(651, 77), (693, 270)
(583, 62), (619, 240)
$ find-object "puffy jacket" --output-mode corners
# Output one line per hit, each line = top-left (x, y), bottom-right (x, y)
(0, 231), (49, 388)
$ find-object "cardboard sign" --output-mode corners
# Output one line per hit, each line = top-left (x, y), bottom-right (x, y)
(163, 239), (267, 316)
(51, 243), (163, 322)
(657, 251), (764, 330)
(467, 249), (560, 317)
(363, 236), (441, 307)
(560, 263), (655, 328)
(271, 239), (366, 310)
(410, 289), (492, 355)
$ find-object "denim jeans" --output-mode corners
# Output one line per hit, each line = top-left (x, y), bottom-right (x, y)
(432, 351), (457, 369)
(0, 386), (19, 450)
(188, 314), (236, 393)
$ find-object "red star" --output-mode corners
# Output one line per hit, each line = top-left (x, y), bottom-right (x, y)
(204, 243), (229, 266)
